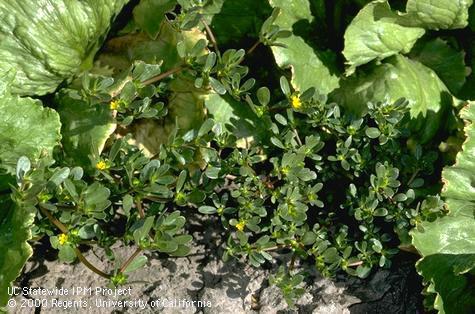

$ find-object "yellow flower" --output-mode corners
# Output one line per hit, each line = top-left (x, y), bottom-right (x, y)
(38, 193), (52, 203)
(291, 95), (302, 110)
(109, 100), (120, 110)
(95, 160), (108, 170)
(58, 233), (68, 245)
(235, 220), (246, 231)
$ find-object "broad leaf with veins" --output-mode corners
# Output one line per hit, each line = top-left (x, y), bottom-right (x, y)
(0, 0), (128, 96)
(412, 102), (475, 313)
(268, 0), (339, 95)
(343, 0), (425, 75)
(0, 78), (61, 174)
(332, 55), (452, 143)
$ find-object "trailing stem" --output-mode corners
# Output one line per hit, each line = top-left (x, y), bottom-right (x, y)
(38, 204), (112, 279)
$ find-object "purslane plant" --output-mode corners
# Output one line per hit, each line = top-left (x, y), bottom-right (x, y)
(4, 68), (445, 309)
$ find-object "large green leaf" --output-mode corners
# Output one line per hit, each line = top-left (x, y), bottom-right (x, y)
(211, 0), (272, 45)
(343, 0), (425, 75)
(0, 0), (128, 96)
(98, 21), (202, 72)
(343, 0), (473, 74)
(332, 55), (451, 143)
(133, 0), (177, 39)
(268, 0), (339, 95)
(0, 80), (61, 174)
(128, 73), (207, 156)
(205, 93), (268, 143)
(167, 75), (206, 131)
(0, 196), (36, 308)
(98, 23), (209, 155)
(410, 38), (468, 95)
(412, 102), (475, 313)
(56, 90), (116, 167)
(406, 0), (473, 30)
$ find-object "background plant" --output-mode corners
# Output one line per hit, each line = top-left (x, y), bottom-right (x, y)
(1, 0), (475, 313)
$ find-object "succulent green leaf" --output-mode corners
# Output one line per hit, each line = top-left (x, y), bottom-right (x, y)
(268, 0), (339, 95)
(405, 0), (473, 30)
(56, 90), (116, 167)
(365, 127), (381, 139)
(134, 217), (155, 245)
(412, 102), (475, 313)
(58, 245), (77, 264)
(0, 80), (61, 174)
(0, 0), (128, 95)
(198, 206), (217, 214)
(332, 55), (452, 143)
(169, 244), (190, 256)
(123, 255), (148, 273)
(343, 1), (425, 74)
(0, 197), (35, 307)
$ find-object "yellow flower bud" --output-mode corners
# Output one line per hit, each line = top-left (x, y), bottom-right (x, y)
(109, 100), (120, 110)
(95, 160), (108, 170)
(235, 220), (246, 231)
(291, 95), (302, 110)
(58, 233), (68, 245)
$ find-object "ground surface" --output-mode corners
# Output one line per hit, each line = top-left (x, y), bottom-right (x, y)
(11, 215), (424, 313)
